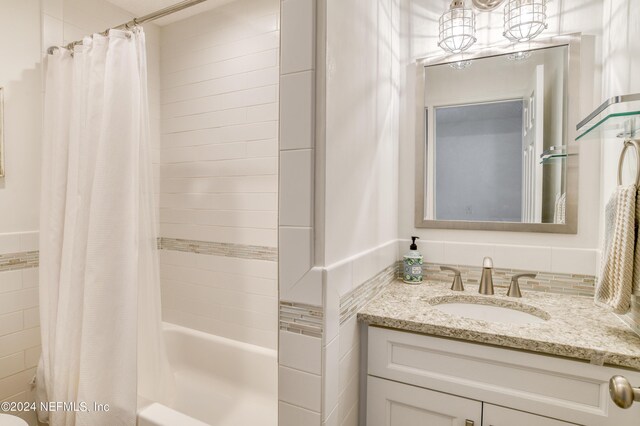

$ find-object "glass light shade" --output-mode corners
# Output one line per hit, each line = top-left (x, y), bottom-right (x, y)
(438, 1), (477, 54)
(503, 0), (548, 42)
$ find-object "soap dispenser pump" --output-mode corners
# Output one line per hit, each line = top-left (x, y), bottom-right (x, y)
(403, 236), (423, 284)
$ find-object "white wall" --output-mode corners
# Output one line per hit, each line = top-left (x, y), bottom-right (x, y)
(599, 0), (640, 328)
(320, 1), (401, 425)
(158, 0), (279, 349)
(0, 2), (43, 423)
(397, 0), (605, 275)
(0, 0), (41, 235)
(321, 0), (400, 267)
(600, 0), (640, 231)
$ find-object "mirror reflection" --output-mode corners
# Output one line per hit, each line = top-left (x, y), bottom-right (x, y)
(424, 45), (568, 224)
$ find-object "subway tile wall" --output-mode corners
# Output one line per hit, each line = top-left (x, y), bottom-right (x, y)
(0, 233), (39, 426)
(158, 0), (280, 349)
(277, 0), (321, 423)
(322, 241), (398, 426)
(160, 248), (278, 348)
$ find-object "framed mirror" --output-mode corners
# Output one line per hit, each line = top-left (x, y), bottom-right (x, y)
(0, 87), (4, 178)
(415, 34), (580, 233)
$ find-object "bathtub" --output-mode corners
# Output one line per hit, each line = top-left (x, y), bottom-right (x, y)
(138, 323), (277, 426)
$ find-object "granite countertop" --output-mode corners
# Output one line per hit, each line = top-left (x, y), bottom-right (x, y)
(358, 280), (640, 370)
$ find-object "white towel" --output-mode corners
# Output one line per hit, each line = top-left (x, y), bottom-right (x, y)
(633, 187), (640, 296)
(595, 185), (637, 313)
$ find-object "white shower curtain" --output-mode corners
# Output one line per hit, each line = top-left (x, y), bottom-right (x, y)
(37, 28), (173, 426)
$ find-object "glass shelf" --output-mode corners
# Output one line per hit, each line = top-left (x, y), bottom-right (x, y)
(539, 145), (569, 164)
(540, 154), (568, 165)
(576, 94), (640, 141)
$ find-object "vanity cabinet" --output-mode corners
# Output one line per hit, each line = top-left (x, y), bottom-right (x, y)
(483, 404), (574, 426)
(368, 375), (482, 425)
(367, 376), (573, 426)
(364, 326), (640, 425)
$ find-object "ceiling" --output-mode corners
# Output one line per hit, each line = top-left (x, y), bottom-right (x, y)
(104, 0), (234, 25)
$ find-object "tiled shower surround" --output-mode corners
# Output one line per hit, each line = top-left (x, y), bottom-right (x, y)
(159, 240), (278, 349)
(159, 237), (277, 261)
(0, 251), (38, 272)
(157, 0), (280, 350)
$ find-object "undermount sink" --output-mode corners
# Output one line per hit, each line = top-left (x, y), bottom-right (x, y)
(432, 302), (548, 324)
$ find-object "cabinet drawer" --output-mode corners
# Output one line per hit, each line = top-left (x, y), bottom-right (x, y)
(367, 375), (482, 426)
(367, 326), (640, 425)
(483, 404), (577, 426)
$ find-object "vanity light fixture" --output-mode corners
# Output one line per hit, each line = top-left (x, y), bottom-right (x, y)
(437, 0), (550, 54)
(503, 0), (548, 43)
(438, 0), (477, 54)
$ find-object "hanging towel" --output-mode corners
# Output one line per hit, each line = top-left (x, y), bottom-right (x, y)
(595, 185), (637, 313)
(633, 186), (640, 296)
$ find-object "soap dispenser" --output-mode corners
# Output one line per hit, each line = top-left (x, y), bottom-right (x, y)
(403, 236), (423, 284)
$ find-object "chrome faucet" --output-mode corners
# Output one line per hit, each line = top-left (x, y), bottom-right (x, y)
(478, 257), (494, 295)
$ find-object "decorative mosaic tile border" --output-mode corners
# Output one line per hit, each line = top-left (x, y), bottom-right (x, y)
(0, 251), (39, 272)
(339, 264), (397, 325)
(399, 262), (596, 298)
(0, 237), (277, 273)
(159, 237), (277, 262)
(279, 301), (323, 338)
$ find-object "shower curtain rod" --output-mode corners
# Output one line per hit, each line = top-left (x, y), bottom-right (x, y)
(47, 0), (209, 54)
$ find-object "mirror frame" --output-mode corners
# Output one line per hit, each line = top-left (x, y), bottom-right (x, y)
(0, 87), (4, 178)
(414, 33), (581, 234)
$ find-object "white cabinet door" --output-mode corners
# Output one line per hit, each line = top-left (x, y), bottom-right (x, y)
(367, 376), (482, 426)
(483, 404), (577, 426)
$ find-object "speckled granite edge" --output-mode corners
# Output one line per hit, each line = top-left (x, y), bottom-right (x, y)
(358, 281), (640, 371)
(358, 312), (627, 368)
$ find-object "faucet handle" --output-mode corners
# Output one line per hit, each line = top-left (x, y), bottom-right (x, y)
(482, 256), (493, 268)
(507, 273), (537, 298)
(440, 266), (464, 291)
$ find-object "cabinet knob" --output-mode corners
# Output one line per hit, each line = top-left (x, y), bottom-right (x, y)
(610, 375), (640, 408)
